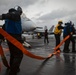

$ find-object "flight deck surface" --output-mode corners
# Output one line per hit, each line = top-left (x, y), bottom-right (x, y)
(0, 37), (76, 75)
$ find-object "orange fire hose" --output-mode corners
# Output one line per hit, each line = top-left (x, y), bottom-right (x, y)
(0, 28), (48, 60)
(0, 28), (70, 68)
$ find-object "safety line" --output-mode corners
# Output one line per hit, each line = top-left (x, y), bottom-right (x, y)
(0, 28), (70, 59)
(0, 28), (48, 60)
(0, 28), (70, 68)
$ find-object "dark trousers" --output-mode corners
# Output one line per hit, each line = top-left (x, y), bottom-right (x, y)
(70, 36), (75, 52)
(63, 37), (70, 52)
(7, 41), (23, 74)
(63, 35), (75, 52)
(44, 37), (49, 44)
(54, 34), (60, 50)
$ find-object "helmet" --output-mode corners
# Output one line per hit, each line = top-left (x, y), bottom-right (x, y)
(58, 20), (63, 24)
(14, 6), (22, 15)
(8, 8), (16, 13)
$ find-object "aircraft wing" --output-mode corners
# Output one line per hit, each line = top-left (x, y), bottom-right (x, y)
(34, 25), (54, 34)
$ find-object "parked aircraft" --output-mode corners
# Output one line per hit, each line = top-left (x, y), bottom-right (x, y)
(21, 13), (36, 32)
(34, 25), (54, 34)
(0, 13), (54, 34)
(21, 13), (54, 33)
(0, 13), (54, 47)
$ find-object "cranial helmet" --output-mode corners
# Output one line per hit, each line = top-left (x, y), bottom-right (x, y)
(9, 8), (16, 13)
(58, 20), (63, 24)
(14, 6), (23, 15)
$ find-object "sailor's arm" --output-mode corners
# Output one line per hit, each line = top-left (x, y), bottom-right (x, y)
(0, 13), (10, 20)
(58, 26), (64, 30)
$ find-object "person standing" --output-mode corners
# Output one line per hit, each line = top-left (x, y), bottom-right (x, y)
(0, 6), (23, 75)
(54, 20), (64, 51)
(63, 22), (76, 53)
(44, 29), (49, 44)
(70, 21), (76, 53)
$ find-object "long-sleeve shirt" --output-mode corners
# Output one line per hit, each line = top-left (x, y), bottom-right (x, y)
(1, 11), (22, 34)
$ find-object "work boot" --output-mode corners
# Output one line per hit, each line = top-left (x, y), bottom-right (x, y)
(8, 68), (20, 75)
(8, 70), (18, 75)
(8, 72), (17, 75)
(72, 51), (76, 53)
(17, 68), (20, 72)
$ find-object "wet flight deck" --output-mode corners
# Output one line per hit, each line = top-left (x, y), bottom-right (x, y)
(0, 36), (76, 75)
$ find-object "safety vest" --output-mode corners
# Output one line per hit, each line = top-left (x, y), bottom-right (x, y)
(54, 24), (62, 34)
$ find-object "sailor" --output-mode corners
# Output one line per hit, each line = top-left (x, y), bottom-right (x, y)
(63, 21), (76, 53)
(54, 20), (64, 51)
(44, 29), (49, 44)
(0, 6), (23, 75)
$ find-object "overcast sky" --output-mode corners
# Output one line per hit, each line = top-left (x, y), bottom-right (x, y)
(0, 0), (76, 29)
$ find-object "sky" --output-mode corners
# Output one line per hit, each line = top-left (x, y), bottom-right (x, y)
(0, 0), (76, 29)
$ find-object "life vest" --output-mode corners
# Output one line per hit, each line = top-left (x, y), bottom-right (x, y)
(54, 24), (62, 34)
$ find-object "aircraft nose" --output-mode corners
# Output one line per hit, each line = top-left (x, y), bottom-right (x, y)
(31, 24), (36, 30)
(21, 14), (37, 32)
